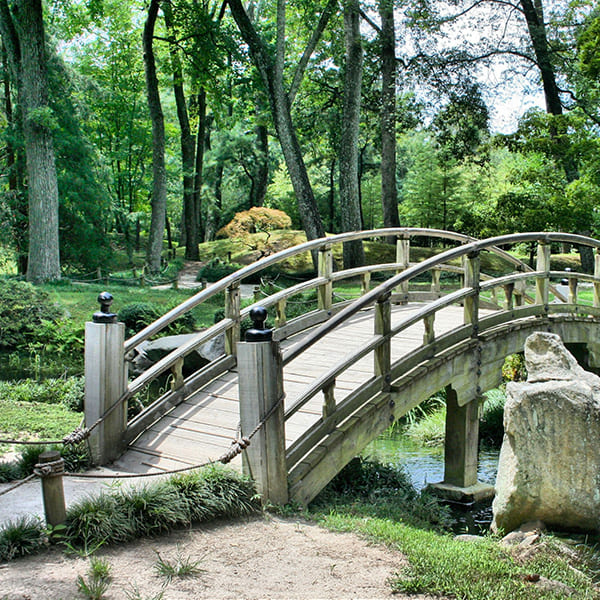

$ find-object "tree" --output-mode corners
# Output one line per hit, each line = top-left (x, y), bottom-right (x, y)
(227, 0), (327, 244)
(143, 0), (167, 273)
(339, 0), (364, 268)
(0, 0), (60, 282)
(378, 0), (400, 231)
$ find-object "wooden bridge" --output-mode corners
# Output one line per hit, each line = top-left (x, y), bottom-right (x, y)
(84, 229), (600, 505)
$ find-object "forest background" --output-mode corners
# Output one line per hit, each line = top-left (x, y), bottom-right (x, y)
(0, 0), (599, 282)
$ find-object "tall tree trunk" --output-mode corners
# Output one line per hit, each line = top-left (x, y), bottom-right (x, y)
(163, 2), (198, 260)
(227, 0), (325, 243)
(0, 0), (60, 282)
(194, 89), (207, 239)
(339, 0), (364, 268)
(143, 0), (167, 273)
(251, 110), (268, 207)
(379, 0), (400, 234)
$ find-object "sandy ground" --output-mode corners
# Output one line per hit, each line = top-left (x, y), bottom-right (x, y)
(1, 515), (447, 600)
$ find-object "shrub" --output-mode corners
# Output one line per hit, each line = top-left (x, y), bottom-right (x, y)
(0, 377), (85, 411)
(0, 516), (46, 561)
(479, 388), (506, 448)
(0, 281), (62, 350)
(502, 353), (527, 381)
(216, 207), (292, 239)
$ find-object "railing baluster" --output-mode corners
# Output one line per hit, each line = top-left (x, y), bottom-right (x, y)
(375, 293), (391, 380)
(361, 271), (371, 296)
(322, 380), (336, 420)
(225, 282), (241, 356)
(568, 274), (578, 304)
(317, 245), (333, 310)
(275, 298), (287, 328)
(431, 269), (441, 296)
(423, 314), (435, 345)
(535, 241), (550, 306)
(463, 251), (480, 337)
(594, 249), (600, 308)
(503, 282), (514, 310)
(396, 235), (410, 302)
(170, 357), (184, 391)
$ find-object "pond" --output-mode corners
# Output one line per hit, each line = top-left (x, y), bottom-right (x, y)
(363, 430), (499, 534)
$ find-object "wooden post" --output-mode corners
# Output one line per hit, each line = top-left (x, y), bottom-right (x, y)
(37, 451), (66, 526)
(237, 308), (288, 506)
(322, 380), (336, 420)
(568, 274), (578, 304)
(396, 236), (410, 302)
(594, 249), (600, 308)
(423, 314), (435, 345)
(361, 272), (371, 296)
(170, 357), (184, 391)
(535, 241), (550, 306)
(503, 283), (514, 310)
(463, 252), (480, 336)
(374, 293), (391, 382)
(431, 269), (441, 296)
(84, 293), (127, 465)
(275, 298), (287, 328)
(317, 246), (333, 310)
(225, 283), (241, 356)
(443, 386), (479, 488)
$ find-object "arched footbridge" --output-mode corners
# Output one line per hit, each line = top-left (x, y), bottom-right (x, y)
(85, 230), (600, 505)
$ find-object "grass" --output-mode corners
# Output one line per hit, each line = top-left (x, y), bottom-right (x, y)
(76, 556), (112, 599)
(154, 547), (203, 583)
(307, 458), (600, 600)
(0, 465), (258, 563)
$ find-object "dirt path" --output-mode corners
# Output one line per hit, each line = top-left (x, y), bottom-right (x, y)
(2, 515), (444, 600)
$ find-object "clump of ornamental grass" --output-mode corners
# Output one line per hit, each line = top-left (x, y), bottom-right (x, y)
(0, 465), (258, 562)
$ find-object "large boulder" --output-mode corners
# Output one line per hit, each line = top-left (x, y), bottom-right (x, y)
(128, 333), (225, 376)
(492, 332), (600, 533)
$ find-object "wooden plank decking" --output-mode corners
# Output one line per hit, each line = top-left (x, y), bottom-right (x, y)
(112, 303), (467, 474)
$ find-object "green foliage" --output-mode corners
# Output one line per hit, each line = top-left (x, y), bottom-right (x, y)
(312, 457), (453, 530)
(27, 106), (59, 130)
(0, 516), (46, 561)
(0, 281), (62, 350)
(405, 405), (446, 447)
(117, 302), (195, 337)
(76, 556), (113, 600)
(153, 548), (203, 583)
(62, 466), (258, 554)
(196, 258), (243, 282)
(217, 207), (292, 238)
(502, 353), (527, 382)
(479, 388), (506, 448)
(0, 376), (85, 411)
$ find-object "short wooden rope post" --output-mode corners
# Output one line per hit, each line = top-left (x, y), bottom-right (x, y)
(374, 293), (391, 381)
(395, 236), (410, 302)
(237, 307), (288, 506)
(84, 292), (127, 465)
(36, 450), (66, 526)
(317, 246), (333, 310)
(225, 282), (241, 356)
(535, 241), (551, 306)
(463, 251), (480, 337)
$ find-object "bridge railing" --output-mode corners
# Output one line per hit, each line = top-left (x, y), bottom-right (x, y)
(280, 233), (600, 483)
(116, 228), (542, 445)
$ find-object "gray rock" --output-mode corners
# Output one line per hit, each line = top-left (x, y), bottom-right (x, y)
(129, 333), (225, 376)
(492, 332), (600, 534)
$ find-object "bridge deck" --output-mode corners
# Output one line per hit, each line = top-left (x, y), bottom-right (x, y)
(113, 303), (466, 474)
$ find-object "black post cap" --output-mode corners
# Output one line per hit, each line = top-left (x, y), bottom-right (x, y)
(93, 291), (118, 323)
(245, 306), (272, 342)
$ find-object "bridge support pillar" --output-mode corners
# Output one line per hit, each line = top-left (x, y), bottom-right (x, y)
(430, 386), (494, 503)
(238, 308), (288, 506)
